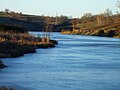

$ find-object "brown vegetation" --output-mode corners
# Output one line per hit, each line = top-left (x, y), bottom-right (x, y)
(61, 7), (120, 38)
(0, 32), (57, 58)
(61, 1), (120, 37)
(0, 24), (58, 58)
(61, 23), (120, 38)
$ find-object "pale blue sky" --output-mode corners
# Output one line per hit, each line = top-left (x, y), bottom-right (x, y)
(0, 0), (118, 17)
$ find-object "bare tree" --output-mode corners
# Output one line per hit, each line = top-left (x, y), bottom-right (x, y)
(58, 15), (68, 24)
(45, 16), (51, 32)
(117, 0), (120, 10)
(72, 18), (77, 30)
(104, 9), (113, 24)
(116, 0), (120, 21)
(4, 9), (10, 14)
(81, 13), (92, 23)
(104, 9), (113, 17)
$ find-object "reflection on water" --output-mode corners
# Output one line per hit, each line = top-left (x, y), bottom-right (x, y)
(0, 33), (120, 90)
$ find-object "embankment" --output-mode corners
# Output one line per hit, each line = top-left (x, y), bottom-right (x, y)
(61, 23), (120, 38)
(0, 25), (58, 58)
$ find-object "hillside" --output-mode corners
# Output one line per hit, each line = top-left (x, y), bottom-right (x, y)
(61, 22), (120, 38)
(0, 11), (120, 36)
(0, 11), (71, 32)
(0, 16), (45, 31)
(0, 11), (47, 31)
(60, 12), (120, 38)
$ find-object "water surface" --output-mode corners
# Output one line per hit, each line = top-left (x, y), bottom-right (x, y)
(0, 33), (120, 90)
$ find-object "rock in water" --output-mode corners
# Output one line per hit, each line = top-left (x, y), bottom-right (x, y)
(0, 60), (7, 69)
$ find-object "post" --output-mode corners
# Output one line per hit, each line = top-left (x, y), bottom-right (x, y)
(46, 36), (50, 44)
(42, 36), (45, 44)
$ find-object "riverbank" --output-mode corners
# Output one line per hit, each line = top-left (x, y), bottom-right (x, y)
(0, 25), (58, 71)
(61, 29), (120, 38)
(0, 40), (58, 58)
(61, 23), (120, 38)
(0, 24), (57, 58)
(0, 32), (58, 89)
(0, 32), (58, 58)
(0, 42), (36, 58)
(0, 40), (57, 69)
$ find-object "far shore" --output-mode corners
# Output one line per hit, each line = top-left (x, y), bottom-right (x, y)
(61, 30), (120, 38)
(61, 23), (120, 38)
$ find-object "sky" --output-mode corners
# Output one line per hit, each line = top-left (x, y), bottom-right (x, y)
(0, 0), (118, 18)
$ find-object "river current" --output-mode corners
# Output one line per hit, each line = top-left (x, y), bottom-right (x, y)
(0, 32), (120, 90)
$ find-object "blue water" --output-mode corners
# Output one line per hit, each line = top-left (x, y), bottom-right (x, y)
(0, 33), (120, 90)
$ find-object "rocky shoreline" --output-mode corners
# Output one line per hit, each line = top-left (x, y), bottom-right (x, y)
(61, 23), (120, 38)
(61, 29), (120, 38)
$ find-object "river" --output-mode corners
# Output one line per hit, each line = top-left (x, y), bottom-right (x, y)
(0, 32), (120, 90)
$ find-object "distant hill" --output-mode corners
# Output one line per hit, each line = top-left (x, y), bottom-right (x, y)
(0, 16), (45, 31)
(0, 11), (46, 31)
(1, 11), (119, 35)
(0, 11), (71, 32)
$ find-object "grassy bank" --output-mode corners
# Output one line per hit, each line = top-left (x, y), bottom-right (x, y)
(0, 25), (58, 58)
(0, 25), (58, 70)
(61, 23), (120, 38)
(0, 32), (57, 58)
